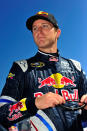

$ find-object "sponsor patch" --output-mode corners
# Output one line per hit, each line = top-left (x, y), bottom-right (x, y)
(49, 56), (58, 62)
(31, 62), (45, 67)
(7, 98), (27, 121)
(8, 73), (15, 79)
(38, 73), (76, 89)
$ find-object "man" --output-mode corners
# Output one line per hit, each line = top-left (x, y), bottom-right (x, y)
(0, 11), (87, 131)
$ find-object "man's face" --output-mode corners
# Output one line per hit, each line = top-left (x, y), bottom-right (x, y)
(32, 19), (60, 50)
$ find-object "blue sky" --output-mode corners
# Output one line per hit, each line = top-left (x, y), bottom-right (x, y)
(0, 0), (87, 93)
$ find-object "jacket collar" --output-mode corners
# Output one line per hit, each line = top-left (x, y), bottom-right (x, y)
(38, 50), (59, 57)
(36, 50), (59, 62)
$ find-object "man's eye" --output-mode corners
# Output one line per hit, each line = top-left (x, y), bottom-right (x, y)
(33, 27), (37, 31)
(42, 24), (49, 28)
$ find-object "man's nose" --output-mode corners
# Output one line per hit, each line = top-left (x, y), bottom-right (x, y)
(37, 26), (43, 32)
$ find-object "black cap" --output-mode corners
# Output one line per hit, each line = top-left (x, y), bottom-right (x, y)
(26, 11), (59, 31)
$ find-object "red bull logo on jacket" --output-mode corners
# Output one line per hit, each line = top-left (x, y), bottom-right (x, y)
(9, 102), (23, 117)
(7, 102), (23, 121)
(7, 98), (27, 121)
(38, 73), (76, 89)
(38, 77), (56, 88)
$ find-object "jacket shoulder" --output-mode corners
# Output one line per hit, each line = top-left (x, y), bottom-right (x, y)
(61, 57), (81, 72)
(15, 59), (28, 72)
(15, 55), (36, 72)
(69, 59), (81, 72)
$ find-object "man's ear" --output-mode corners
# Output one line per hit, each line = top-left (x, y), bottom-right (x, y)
(56, 29), (61, 39)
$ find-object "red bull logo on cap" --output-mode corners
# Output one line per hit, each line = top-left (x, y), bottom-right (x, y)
(38, 73), (76, 89)
(36, 11), (48, 16)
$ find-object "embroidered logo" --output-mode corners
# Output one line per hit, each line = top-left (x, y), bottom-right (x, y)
(38, 73), (76, 89)
(49, 56), (58, 62)
(7, 98), (27, 121)
(31, 62), (45, 67)
(8, 73), (15, 79)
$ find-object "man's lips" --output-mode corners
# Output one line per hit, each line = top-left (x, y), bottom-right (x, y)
(38, 37), (45, 40)
(38, 37), (46, 42)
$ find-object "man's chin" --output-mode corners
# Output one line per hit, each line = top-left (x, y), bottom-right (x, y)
(38, 46), (46, 49)
(37, 43), (46, 48)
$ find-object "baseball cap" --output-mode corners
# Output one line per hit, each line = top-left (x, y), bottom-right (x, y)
(26, 11), (59, 31)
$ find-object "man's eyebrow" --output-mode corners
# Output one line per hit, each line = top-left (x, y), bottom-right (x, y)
(33, 23), (52, 27)
(33, 23), (49, 26)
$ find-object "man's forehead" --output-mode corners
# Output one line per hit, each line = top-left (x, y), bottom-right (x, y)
(33, 19), (52, 26)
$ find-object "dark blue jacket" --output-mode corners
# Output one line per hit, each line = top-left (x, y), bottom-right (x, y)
(0, 50), (87, 131)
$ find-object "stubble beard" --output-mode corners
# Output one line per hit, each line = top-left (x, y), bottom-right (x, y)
(35, 37), (57, 50)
